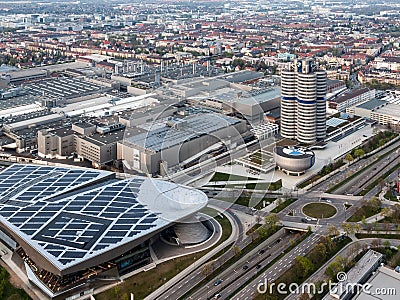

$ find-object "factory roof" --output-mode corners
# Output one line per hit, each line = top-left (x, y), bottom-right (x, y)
(356, 98), (387, 110)
(124, 113), (240, 152)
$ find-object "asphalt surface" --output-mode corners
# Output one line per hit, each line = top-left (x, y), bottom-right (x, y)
(329, 139), (400, 195)
(156, 197), (269, 300)
(232, 232), (324, 300)
(154, 136), (400, 300)
(192, 232), (296, 300)
(348, 151), (400, 195)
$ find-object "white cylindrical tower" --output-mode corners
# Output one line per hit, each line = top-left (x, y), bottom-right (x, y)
(280, 59), (327, 144)
(280, 70), (297, 139)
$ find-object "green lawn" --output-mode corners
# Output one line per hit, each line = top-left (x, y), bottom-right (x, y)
(209, 172), (257, 182)
(245, 179), (282, 191)
(96, 208), (232, 300)
(0, 266), (31, 300)
(384, 189), (398, 201)
(302, 203), (337, 219)
(211, 179), (282, 191)
(347, 205), (381, 222)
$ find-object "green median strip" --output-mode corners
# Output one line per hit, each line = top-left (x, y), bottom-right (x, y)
(179, 226), (282, 300)
(358, 162), (400, 196)
(226, 231), (312, 299)
(327, 147), (400, 194)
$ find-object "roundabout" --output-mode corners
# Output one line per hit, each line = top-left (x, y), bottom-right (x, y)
(302, 202), (337, 219)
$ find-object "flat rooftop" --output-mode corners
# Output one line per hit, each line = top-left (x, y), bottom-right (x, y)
(203, 87), (281, 107)
(79, 129), (125, 146)
(25, 77), (108, 100)
(324, 250), (383, 300)
(222, 70), (264, 83)
(356, 98), (387, 110)
(124, 113), (241, 152)
(353, 266), (400, 300)
(333, 87), (371, 104)
(374, 103), (400, 117)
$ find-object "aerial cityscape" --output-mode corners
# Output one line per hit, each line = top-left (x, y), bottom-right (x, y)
(1, 0), (400, 300)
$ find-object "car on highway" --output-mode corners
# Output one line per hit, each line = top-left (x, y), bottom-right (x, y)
(214, 279), (223, 286)
(242, 265), (249, 270)
(258, 249), (265, 255)
(255, 264), (262, 269)
(276, 238), (281, 243)
(213, 293), (221, 299)
(301, 218), (308, 223)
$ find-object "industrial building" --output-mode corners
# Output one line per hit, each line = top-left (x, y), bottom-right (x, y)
(346, 98), (400, 126)
(25, 77), (109, 101)
(37, 122), (126, 167)
(353, 265), (400, 300)
(0, 164), (208, 300)
(327, 87), (376, 112)
(325, 113), (367, 142)
(324, 250), (383, 300)
(119, 113), (247, 176)
(179, 75), (280, 125)
(280, 58), (327, 144)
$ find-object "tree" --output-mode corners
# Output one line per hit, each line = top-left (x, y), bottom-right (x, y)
(233, 246), (241, 257)
(265, 213), (279, 230)
(326, 261), (344, 279)
(369, 197), (382, 211)
(353, 223), (362, 234)
(342, 223), (354, 236)
(353, 148), (365, 158)
(309, 243), (327, 265)
(328, 225), (339, 237)
(371, 238), (382, 248)
(383, 240), (391, 248)
(361, 216), (367, 226)
(345, 153), (354, 162)
(293, 256), (314, 279)
(381, 207), (392, 218)
(201, 264), (212, 277)
(299, 293), (310, 300)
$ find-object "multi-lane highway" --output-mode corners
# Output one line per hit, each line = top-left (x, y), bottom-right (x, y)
(326, 139), (400, 195)
(190, 231), (296, 300)
(149, 136), (400, 300)
(231, 232), (324, 300)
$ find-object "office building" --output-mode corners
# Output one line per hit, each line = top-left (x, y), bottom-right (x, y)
(346, 98), (400, 126)
(328, 87), (375, 112)
(280, 58), (327, 144)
